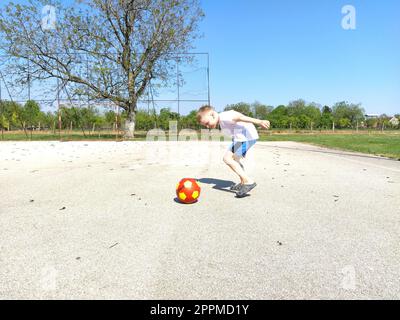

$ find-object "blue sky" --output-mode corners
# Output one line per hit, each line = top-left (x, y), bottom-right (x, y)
(1, 0), (399, 115)
(195, 0), (400, 115)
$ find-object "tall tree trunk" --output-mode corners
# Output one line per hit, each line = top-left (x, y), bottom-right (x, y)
(125, 108), (136, 139)
(124, 98), (136, 139)
(125, 65), (136, 139)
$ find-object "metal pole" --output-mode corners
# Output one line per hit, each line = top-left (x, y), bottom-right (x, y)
(0, 78), (3, 139)
(207, 53), (211, 106)
(86, 54), (89, 108)
(176, 58), (180, 115)
(115, 104), (118, 141)
(149, 81), (157, 128)
(147, 87), (150, 115)
(57, 77), (61, 139)
(27, 60), (31, 101)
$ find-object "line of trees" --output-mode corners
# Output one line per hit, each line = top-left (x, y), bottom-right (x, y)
(0, 100), (202, 135)
(1, 99), (399, 136)
(224, 100), (399, 130)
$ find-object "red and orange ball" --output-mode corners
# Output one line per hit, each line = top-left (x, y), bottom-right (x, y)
(176, 178), (201, 204)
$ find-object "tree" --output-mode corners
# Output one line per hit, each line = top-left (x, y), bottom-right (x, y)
(287, 99), (306, 117)
(224, 102), (254, 117)
(104, 110), (118, 128)
(0, 101), (7, 137)
(304, 103), (321, 129)
(23, 100), (41, 138)
(338, 118), (351, 128)
(38, 111), (57, 131)
(320, 106), (333, 129)
(60, 106), (71, 129)
(158, 107), (180, 130)
(136, 109), (155, 131)
(297, 114), (311, 129)
(251, 101), (273, 119)
(79, 106), (99, 131)
(332, 101), (365, 128)
(268, 105), (288, 129)
(378, 114), (390, 130)
(60, 105), (99, 135)
(5, 101), (29, 135)
(366, 117), (378, 129)
(23, 100), (41, 126)
(180, 110), (200, 130)
(0, 0), (204, 138)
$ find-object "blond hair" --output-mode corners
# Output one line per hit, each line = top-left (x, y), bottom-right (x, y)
(196, 105), (214, 122)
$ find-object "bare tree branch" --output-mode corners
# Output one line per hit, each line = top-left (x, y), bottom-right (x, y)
(0, 0), (204, 136)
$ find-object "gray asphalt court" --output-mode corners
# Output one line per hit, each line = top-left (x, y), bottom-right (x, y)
(0, 140), (399, 299)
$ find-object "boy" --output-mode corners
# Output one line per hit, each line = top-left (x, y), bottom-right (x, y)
(197, 105), (270, 198)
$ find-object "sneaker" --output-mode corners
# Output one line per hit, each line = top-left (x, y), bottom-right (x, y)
(229, 183), (242, 191)
(236, 182), (257, 198)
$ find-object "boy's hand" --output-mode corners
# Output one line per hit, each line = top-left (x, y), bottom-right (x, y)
(259, 120), (270, 130)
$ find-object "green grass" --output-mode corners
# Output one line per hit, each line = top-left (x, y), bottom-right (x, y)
(259, 132), (400, 160)
(0, 130), (147, 141)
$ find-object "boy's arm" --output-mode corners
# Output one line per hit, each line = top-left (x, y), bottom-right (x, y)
(232, 111), (270, 130)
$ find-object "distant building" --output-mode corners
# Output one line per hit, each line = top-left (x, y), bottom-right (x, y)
(389, 116), (399, 127)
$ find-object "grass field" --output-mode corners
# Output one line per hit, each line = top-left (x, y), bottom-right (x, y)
(0, 130), (147, 141)
(259, 132), (400, 160)
(1, 129), (400, 160)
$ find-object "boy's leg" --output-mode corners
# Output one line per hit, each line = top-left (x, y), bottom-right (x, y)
(223, 151), (254, 185)
(229, 155), (245, 190)
(233, 154), (245, 170)
(233, 140), (257, 197)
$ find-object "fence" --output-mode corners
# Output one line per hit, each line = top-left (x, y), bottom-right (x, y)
(0, 52), (210, 140)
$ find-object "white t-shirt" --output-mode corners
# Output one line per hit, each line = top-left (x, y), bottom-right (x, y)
(218, 110), (259, 142)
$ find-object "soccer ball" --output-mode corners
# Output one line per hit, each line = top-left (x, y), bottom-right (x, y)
(176, 178), (201, 204)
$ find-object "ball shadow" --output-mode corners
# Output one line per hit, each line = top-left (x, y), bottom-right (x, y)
(173, 197), (198, 204)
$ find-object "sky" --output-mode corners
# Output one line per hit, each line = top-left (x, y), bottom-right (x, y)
(0, 0), (399, 115)
(195, 0), (400, 115)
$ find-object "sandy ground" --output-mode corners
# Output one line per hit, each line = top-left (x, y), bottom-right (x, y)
(0, 140), (399, 300)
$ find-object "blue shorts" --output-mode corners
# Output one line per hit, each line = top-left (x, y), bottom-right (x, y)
(229, 140), (257, 157)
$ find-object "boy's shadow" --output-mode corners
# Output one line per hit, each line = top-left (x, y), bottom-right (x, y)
(198, 178), (246, 196)
(198, 178), (234, 191)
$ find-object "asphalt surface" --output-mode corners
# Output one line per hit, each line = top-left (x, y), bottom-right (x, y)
(0, 140), (399, 299)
